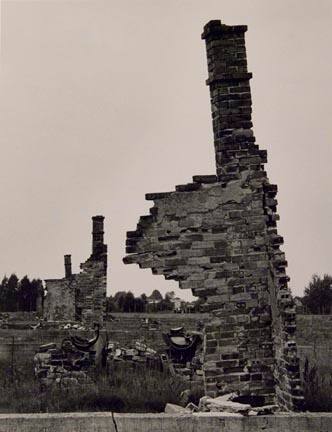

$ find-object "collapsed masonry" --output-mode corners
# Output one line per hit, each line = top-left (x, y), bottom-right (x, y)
(44, 216), (107, 325)
(124, 20), (303, 410)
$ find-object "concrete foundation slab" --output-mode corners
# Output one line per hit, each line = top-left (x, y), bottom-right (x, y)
(0, 412), (330, 432)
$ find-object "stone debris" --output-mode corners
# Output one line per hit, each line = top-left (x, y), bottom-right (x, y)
(33, 326), (100, 388)
(105, 326), (203, 385)
(106, 340), (161, 369)
(199, 394), (251, 415)
(61, 323), (86, 331)
(197, 393), (280, 416)
(164, 403), (191, 414)
(34, 343), (94, 388)
(165, 392), (279, 416)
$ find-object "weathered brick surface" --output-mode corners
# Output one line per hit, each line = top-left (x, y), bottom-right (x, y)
(44, 216), (107, 326)
(43, 278), (76, 321)
(123, 20), (302, 410)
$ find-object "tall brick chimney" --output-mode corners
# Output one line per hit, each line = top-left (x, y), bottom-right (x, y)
(202, 20), (266, 180)
(122, 20), (303, 411)
(64, 254), (72, 278)
(92, 215), (105, 256)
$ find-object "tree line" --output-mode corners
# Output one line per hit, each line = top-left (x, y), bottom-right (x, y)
(0, 274), (44, 312)
(106, 290), (173, 313)
(0, 272), (330, 315)
(107, 274), (332, 315)
(106, 290), (202, 313)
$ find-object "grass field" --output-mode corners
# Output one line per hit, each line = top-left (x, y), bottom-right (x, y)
(303, 358), (332, 412)
(0, 357), (331, 413)
(0, 361), (203, 413)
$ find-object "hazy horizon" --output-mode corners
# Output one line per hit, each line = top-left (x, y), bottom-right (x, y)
(1, 0), (332, 301)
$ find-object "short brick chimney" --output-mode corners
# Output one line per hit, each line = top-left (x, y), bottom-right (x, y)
(92, 215), (105, 256)
(64, 254), (72, 278)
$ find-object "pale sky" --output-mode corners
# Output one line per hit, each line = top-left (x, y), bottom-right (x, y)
(0, 0), (331, 300)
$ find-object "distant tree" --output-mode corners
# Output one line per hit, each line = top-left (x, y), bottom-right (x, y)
(149, 290), (163, 301)
(159, 296), (173, 312)
(0, 276), (9, 311)
(114, 291), (127, 301)
(123, 291), (135, 312)
(18, 275), (31, 311)
(0, 274), (43, 312)
(108, 290), (183, 313)
(302, 274), (332, 314)
(6, 274), (19, 311)
(29, 279), (44, 311)
(0, 274), (19, 311)
(107, 292), (149, 313)
(114, 291), (127, 311)
(133, 297), (145, 312)
(165, 291), (175, 301)
(106, 296), (118, 312)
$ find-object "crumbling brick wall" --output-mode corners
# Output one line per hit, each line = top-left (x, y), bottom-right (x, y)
(75, 256), (107, 325)
(43, 278), (76, 321)
(44, 216), (107, 326)
(124, 20), (302, 410)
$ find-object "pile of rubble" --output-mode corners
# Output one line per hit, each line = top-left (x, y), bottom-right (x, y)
(106, 340), (161, 369)
(60, 322), (86, 331)
(106, 326), (204, 384)
(34, 324), (100, 388)
(33, 324), (205, 389)
(166, 355), (204, 383)
(165, 393), (279, 416)
(34, 342), (94, 388)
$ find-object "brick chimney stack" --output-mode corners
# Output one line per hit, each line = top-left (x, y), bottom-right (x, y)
(92, 215), (105, 256)
(202, 20), (267, 181)
(64, 254), (72, 278)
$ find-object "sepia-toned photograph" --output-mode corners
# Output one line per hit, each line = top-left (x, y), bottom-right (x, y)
(0, 1), (331, 430)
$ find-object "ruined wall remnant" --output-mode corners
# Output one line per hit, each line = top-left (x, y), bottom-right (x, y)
(43, 277), (76, 322)
(44, 216), (107, 325)
(123, 20), (303, 410)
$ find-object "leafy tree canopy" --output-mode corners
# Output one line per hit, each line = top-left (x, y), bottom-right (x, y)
(0, 274), (44, 312)
(149, 289), (163, 301)
(302, 274), (332, 314)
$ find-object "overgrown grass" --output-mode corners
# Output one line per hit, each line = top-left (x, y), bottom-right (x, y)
(2, 357), (332, 413)
(303, 358), (332, 412)
(0, 361), (203, 413)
